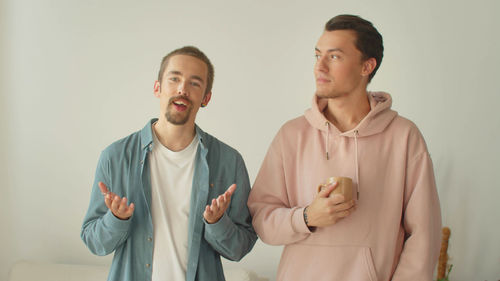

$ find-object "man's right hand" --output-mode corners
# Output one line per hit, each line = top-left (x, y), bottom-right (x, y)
(305, 182), (356, 228)
(98, 182), (135, 220)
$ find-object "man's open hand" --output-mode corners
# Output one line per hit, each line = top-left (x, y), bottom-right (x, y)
(98, 182), (135, 220)
(203, 184), (236, 224)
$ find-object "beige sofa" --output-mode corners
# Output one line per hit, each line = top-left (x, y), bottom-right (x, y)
(9, 260), (268, 281)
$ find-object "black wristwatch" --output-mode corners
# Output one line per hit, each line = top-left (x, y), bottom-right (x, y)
(303, 206), (316, 232)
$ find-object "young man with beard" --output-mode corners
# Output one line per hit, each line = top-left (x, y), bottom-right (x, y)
(248, 15), (442, 281)
(81, 46), (257, 281)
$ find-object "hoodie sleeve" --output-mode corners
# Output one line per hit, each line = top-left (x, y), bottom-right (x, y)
(392, 131), (442, 280)
(248, 129), (312, 246)
(80, 150), (132, 256)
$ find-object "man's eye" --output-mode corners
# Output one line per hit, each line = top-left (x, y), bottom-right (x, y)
(314, 54), (321, 60)
(330, 54), (339, 60)
(169, 77), (179, 82)
(190, 81), (201, 87)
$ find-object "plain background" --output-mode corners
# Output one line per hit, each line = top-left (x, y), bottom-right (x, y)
(1, 0), (499, 280)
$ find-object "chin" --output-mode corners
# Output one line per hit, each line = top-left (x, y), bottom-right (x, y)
(316, 91), (338, 99)
(316, 87), (350, 99)
(165, 112), (191, 125)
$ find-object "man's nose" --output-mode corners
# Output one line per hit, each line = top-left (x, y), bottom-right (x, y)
(315, 55), (328, 73)
(177, 81), (188, 95)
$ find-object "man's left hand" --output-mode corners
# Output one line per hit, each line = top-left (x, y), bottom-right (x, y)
(203, 184), (236, 224)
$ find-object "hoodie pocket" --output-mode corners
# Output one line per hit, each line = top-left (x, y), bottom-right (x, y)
(278, 244), (379, 281)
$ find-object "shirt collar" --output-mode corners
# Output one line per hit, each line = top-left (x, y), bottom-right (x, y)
(140, 118), (207, 151)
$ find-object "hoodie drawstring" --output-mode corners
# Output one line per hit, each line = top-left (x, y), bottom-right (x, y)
(325, 124), (360, 200)
(325, 122), (330, 160)
(354, 130), (360, 200)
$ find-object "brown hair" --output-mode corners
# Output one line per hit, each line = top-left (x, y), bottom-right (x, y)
(325, 15), (384, 82)
(157, 46), (214, 96)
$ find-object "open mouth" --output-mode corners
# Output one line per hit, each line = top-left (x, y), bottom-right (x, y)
(170, 98), (191, 112)
(173, 100), (187, 106)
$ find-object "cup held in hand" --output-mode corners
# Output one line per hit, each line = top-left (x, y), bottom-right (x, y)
(317, 177), (354, 202)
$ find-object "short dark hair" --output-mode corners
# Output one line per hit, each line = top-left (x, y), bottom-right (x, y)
(325, 15), (384, 82)
(158, 46), (214, 96)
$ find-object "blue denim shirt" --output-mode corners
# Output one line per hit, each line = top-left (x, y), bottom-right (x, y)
(81, 119), (257, 281)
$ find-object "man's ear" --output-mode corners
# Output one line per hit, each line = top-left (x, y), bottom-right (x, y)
(153, 81), (161, 98)
(201, 91), (212, 107)
(361, 58), (377, 77)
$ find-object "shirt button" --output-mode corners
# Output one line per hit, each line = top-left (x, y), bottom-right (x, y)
(146, 263), (150, 268)
(148, 237), (152, 242)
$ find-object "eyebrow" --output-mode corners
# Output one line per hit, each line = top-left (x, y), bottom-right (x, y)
(167, 70), (204, 83)
(315, 47), (345, 53)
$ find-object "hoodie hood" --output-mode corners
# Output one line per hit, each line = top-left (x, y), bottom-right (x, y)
(304, 91), (398, 137)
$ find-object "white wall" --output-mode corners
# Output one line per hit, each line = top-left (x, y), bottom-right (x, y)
(1, 0), (499, 280)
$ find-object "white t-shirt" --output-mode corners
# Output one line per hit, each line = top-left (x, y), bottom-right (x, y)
(149, 129), (199, 281)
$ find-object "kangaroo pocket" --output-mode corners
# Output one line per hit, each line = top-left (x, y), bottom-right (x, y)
(277, 244), (378, 281)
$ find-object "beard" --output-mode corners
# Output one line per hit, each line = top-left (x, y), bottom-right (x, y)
(165, 96), (193, 125)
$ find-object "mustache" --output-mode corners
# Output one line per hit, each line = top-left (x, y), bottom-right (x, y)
(168, 96), (193, 105)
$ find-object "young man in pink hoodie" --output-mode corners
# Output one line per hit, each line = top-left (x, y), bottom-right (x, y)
(248, 15), (442, 281)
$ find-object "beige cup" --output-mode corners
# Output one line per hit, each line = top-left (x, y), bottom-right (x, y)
(317, 176), (353, 202)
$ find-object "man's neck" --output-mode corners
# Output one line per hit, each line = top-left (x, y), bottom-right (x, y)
(153, 118), (196, 152)
(323, 89), (371, 133)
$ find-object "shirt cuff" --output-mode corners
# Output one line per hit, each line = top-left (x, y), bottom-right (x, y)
(102, 209), (132, 231)
(204, 212), (232, 237)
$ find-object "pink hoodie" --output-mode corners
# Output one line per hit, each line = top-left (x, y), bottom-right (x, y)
(248, 92), (441, 281)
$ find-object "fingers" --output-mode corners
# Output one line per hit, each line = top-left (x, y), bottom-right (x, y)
(110, 195), (122, 213)
(97, 182), (134, 219)
(104, 193), (112, 209)
(324, 200), (355, 224)
(336, 210), (351, 219)
(210, 198), (218, 212)
(204, 205), (212, 216)
(213, 193), (230, 210)
(335, 204), (356, 218)
(100, 182), (114, 209)
(204, 201), (217, 223)
(327, 181), (339, 190)
(204, 190), (233, 224)
(333, 200), (356, 212)
(124, 203), (135, 218)
(329, 193), (346, 205)
(204, 204), (216, 217)
(226, 184), (237, 197)
(98, 182), (109, 195)
(215, 197), (222, 212)
(213, 195), (229, 211)
(103, 193), (134, 220)
(117, 197), (129, 214)
(318, 182), (338, 198)
(220, 193), (232, 210)
(104, 192), (118, 209)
